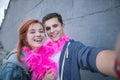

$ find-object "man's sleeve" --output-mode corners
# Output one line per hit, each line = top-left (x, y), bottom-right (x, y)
(77, 46), (105, 72)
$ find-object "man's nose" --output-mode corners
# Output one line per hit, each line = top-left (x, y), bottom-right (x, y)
(50, 27), (54, 32)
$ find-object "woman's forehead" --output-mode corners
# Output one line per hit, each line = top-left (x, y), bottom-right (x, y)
(29, 23), (43, 30)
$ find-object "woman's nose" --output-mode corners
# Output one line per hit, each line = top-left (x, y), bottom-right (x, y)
(36, 31), (41, 36)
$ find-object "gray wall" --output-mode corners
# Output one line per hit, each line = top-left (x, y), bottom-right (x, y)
(0, 0), (120, 80)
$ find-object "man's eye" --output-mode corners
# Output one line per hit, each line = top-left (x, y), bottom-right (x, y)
(53, 24), (58, 28)
(46, 27), (51, 31)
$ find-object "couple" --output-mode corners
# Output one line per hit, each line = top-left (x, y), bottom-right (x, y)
(3, 13), (120, 80)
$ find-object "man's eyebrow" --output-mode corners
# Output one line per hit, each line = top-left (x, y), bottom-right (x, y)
(53, 24), (58, 25)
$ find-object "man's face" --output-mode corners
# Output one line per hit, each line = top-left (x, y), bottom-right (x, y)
(44, 18), (64, 42)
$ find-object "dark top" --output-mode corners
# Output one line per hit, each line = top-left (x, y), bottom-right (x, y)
(59, 40), (104, 80)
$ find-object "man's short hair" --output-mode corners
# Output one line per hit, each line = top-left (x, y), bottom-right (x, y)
(42, 13), (63, 24)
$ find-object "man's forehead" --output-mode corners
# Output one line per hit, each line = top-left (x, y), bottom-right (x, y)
(44, 18), (59, 26)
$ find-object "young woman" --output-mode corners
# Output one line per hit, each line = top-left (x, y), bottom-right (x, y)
(17, 19), (57, 80)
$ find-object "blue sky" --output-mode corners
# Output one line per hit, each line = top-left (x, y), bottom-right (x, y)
(0, 0), (10, 25)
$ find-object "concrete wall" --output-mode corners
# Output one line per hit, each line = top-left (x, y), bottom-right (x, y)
(0, 0), (120, 80)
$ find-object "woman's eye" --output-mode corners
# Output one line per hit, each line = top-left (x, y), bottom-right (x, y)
(28, 29), (35, 34)
(30, 31), (35, 33)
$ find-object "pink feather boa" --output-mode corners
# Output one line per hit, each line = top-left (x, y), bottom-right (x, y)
(22, 34), (70, 80)
(44, 34), (71, 53)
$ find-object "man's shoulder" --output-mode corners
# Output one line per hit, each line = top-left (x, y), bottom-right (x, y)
(68, 39), (84, 47)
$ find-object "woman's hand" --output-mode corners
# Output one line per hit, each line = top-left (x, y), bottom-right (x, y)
(42, 69), (56, 80)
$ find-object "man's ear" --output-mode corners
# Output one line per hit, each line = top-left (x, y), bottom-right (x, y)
(62, 23), (65, 28)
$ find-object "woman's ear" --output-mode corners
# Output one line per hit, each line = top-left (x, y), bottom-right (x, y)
(26, 39), (28, 42)
(25, 38), (28, 44)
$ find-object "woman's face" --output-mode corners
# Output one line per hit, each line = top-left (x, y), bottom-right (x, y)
(26, 23), (46, 49)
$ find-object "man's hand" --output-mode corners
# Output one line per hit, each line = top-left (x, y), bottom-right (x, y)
(115, 34), (120, 63)
(114, 34), (120, 79)
(42, 69), (56, 80)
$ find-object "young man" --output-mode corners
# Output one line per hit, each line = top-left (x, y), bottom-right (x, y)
(42, 13), (118, 80)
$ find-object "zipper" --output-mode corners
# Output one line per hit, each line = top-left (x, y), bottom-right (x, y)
(65, 42), (70, 58)
(60, 42), (70, 80)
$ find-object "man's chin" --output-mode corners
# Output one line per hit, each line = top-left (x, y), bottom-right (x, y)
(51, 38), (59, 42)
